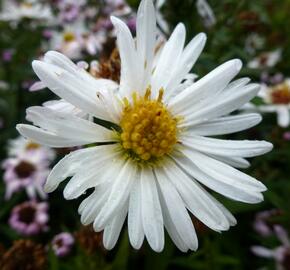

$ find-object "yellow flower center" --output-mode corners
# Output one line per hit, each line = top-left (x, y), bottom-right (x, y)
(25, 141), (40, 150)
(63, 32), (76, 42)
(119, 87), (178, 161)
(21, 3), (33, 8)
(270, 83), (290, 104)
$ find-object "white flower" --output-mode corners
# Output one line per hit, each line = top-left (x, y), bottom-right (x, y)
(253, 79), (290, 127)
(17, 0), (272, 252)
(0, 0), (53, 22)
(48, 20), (105, 60)
(248, 49), (282, 69)
(8, 136), (55, 161)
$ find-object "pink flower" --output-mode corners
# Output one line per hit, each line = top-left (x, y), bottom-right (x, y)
(2, 150), (51, 200)
(252, 225), (290, 270)
(51, 232), (74, 257)
(9, 201), (49, 236)
(253, 209), (283, 237)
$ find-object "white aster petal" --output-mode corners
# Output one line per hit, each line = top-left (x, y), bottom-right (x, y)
(186, 113), (262, 136)
(169, 59), (242, 115)
(16, 124), (89, 148)
(277, 106), (290, 127)
(178, 83), (260, 127)
(181, 135), (273, 158)
(155, 166), (198, 251)
(25, 106), (113, 143)
(93, 160), (137, 231)
(151, 23), (186, 96)
(103, 200), (128, 250)
(111, 16), (141, 97)
(128, 172), (145, 249)
(140, 167), (164, 252)
(136, 0), (156, 91)
(163, 158), (232, 231)
(164, 33), (207, 101)
(173, 151), (266, 203)
(45, 145), (119, 193)
(32, 60), (116, 122)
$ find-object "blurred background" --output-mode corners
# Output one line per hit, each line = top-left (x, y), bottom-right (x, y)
(0, 0), (290, 269)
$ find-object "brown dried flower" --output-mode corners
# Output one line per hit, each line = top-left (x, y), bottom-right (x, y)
(0, 239), (47, 270)
(75, 225), (106, 255)
(94, 48), (121, 83)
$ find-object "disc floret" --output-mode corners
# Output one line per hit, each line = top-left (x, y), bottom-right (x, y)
(119, 87), (178, 161)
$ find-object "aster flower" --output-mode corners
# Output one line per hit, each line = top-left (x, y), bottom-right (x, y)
(255, 79), (290, 127)
(51, 232), (74, 257)
(253, 209), (283, 237)
(9, 201), (49, 236)
(17, 0), (272, 252)
(0, 0), (53, 22)
(2, 150), (50, 199)
(248, 49), (282, 69)
(48, 20), (105, 60)
(7, 136), (55, 161)
(252, 226), (290, 270)
(56, 0), (86, 23)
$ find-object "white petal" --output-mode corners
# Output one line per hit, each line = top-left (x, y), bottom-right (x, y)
(157, 191), (189, 252)
(155, 166), (198, 251)
(251, 246), (275, 258)
(26, 106), (113, 142)
(151, 23), (186, 96)
(140, 167), (164, 252)
(186, 113), (262, 136)
(111, 16), (141, 97)
(181, 135), (273, 158)
(32, 61), (114, 121)
(103, 200), (128, 250)
(163, 158), (231, 231)
(208, 155), (250, 169)
(136, 0), (156, 91)
(79, 185), (111, 225)
(45, 145), (118, 192)
(173, 151), (266, 203)
(29, 81), (46, 91)
(169, 59), (242, 114)
(63, 156), (119, 200)
(44, 50), (118, 91)
(277, 106), (290, 127)
(93, 160), (137, 231)
(179, 83), (260, 127)
(164, 33), (207, 101)
(16, 124), (89, 148)
(128, 171), (145, 249)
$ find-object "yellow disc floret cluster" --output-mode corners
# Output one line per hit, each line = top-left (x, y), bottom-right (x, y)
(119, 87), (178, 161)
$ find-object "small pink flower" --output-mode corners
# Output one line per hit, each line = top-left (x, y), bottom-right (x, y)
(253, 209), (283, 237)
(283, 131), (290, 141)
(9, 201), (49, 236)
(51, 232), (74, 257)
(2, 150), (51, 200)
(252, 225), (290, 270)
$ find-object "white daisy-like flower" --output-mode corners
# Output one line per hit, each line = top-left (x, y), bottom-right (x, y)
(48, 20), (105, 60)
(17, 0), (272, 252)
(247, 49), (282, 69)
(0, 0), (53, 22)
(8, 136), (55, 161)
(254, 79), (290, 127)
